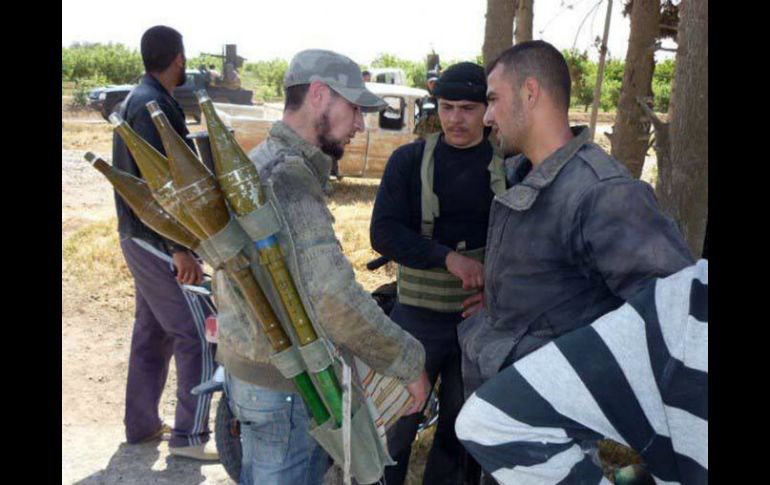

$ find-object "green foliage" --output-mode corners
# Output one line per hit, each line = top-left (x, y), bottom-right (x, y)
(62, 42), (143, 84)
(599, 59), (625, 111)
(652, 59), (675, 112)
(563, 49), (595, 111)
(242, 59), (289, 101)
(71, 74), (109, 108)
(562, 50), (675, 113)
(370, 53), (484, 89)
(370, 53), (425, 88)
(188, 54), (223, 72)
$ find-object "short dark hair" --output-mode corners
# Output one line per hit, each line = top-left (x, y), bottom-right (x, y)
(284, 83), (340, 112)
(284, 84), (310, 112)
(140, 25), (184, 73)
(486, 40), (571, 111)
(362, 70), (371, 76)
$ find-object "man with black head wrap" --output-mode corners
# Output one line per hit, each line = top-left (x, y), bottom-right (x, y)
(370, 62), (507, 485)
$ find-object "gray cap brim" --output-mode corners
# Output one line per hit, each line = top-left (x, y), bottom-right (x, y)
(330, 85), (388, 113)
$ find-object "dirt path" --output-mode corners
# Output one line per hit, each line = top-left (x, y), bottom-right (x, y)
(61, 144), (235, 484)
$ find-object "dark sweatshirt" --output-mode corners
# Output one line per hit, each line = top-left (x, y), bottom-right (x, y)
(370, 135), (496, 269)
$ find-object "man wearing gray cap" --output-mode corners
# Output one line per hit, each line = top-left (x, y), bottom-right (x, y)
(214, 49), (430, 485)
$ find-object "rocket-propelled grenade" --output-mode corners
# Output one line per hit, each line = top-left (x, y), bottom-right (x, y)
(197, 90), (344, 426)
(145, 101), (230, 237)
(83, 152), (200, 251)
(108, 112), (209, 241)
(147, 102), (332, 425)
(195, 90), (265, 210)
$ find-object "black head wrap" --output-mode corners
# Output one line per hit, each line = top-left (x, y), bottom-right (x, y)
(432, 62), (487, 104)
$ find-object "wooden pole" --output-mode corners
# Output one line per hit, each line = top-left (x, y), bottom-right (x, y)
(589, 0), (613, 140)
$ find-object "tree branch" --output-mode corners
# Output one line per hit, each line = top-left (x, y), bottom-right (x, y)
(636, 96), (666, 133)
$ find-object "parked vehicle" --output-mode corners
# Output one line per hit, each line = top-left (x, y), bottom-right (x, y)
(368, 68), (407, 86)
(88, 70), (253, 123)
(211, 82), (430, 179)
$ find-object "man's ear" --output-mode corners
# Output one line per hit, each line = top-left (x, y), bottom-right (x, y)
(522, 77), (540, 109)
(306, 81), (329, 110)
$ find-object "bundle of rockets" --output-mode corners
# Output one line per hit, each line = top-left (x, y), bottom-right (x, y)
(84, 91), (350, 429)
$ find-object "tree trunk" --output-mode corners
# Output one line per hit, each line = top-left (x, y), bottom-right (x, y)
(515, 0), (534, 44)
(483, 0), (518, 66)
(655, 0), (708, 258)
(609, 0), (659, 178)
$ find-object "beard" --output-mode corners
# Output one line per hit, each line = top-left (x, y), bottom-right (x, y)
(316, 110), (346, 161)
(501, 100), (528, 157)
(175, 64), (186, 87)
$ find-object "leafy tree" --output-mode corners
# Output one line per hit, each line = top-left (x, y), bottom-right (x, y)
(187, 54), (224, 72)
(563, 49), (595, 111)
(242, 59), (289, 100)
(652, 59), (675, 112)
(600, 59), (625, 111)
(370, 53), (426, 88)
(62, 42), (143, 84)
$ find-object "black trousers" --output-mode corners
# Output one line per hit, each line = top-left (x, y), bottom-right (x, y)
(384, 303), (467, 485)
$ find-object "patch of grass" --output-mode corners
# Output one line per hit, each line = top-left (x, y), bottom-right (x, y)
(327, 178), (395, 291)
(62, 121), (113, 153)
(62, 218), (133, 311)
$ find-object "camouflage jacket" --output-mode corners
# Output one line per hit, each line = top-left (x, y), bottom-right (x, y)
(413, 111), (442, 139)
(215, 121), (426, 391)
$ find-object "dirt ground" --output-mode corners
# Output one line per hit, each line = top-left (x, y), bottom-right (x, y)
(62, 98), (646, 484)
(61, 101), (401, 484)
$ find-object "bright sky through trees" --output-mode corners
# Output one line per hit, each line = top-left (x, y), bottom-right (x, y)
(63, 0), (674, 64)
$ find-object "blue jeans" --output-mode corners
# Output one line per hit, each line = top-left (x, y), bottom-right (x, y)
(225, 373), (330, 485)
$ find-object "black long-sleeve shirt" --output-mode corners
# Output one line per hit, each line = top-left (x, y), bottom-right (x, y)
(111, 74), (193, 252)
(370, 135), (496, 269)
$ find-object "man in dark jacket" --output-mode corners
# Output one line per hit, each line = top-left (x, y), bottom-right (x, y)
(458, 41), (694, 395)
(371, 62), (506, 485)
(111, 25), (217, 461)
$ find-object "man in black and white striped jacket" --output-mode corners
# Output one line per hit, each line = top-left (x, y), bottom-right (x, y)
(455, 260), (708, 484)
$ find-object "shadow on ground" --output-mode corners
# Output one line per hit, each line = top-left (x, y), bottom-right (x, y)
(72, 441), (228, 485)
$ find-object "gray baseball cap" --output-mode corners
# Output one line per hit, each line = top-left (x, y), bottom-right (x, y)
(284, 49), (388, 113)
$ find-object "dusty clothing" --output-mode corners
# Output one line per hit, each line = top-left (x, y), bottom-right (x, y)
(214, 121), (426, 391)
(458, 126), (694, 394)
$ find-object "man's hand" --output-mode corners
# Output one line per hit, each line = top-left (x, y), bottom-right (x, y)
(461, 290), (485, 319)
(446, 251), (484, 290)
(404, 371), (431, 415)
(172, 250), (204, 285)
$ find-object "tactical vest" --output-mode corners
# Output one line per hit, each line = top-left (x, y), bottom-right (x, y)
(396, 132), (506, 313)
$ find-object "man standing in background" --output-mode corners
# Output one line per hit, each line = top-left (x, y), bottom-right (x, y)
(111, 25), (217, 461)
